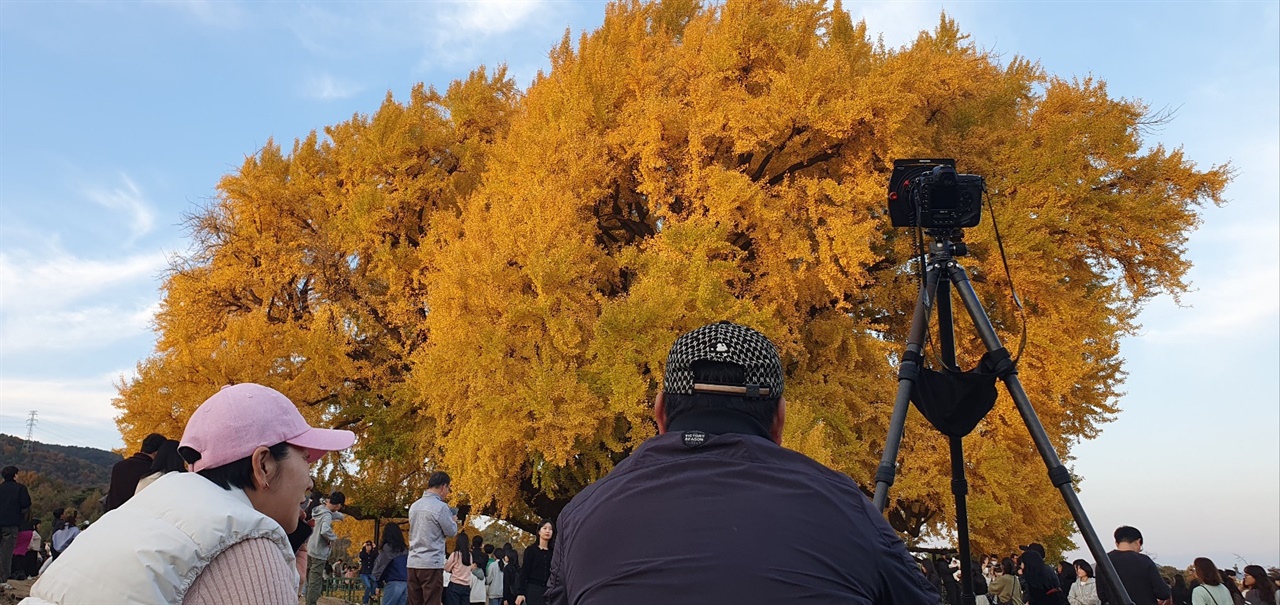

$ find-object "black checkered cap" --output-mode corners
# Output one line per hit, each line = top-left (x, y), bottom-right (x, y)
(663, 321), (784, 399)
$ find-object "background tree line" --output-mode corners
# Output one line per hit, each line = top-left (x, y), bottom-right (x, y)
(113, 0), (1228, 553)
(0, 435), (118, 526)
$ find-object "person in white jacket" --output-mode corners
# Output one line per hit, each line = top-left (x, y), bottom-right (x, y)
(22, 383), (355, 605)
(484, 545), (504, 605)
(1069, 560), (1100, 605)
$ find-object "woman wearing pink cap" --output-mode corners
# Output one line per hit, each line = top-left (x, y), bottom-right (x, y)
(23, 383), (355, 605)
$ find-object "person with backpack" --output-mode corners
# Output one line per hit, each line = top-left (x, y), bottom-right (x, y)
(1191, 559), (1234, 605)
(374, 524), (410, 605)
(991, 558), (1024, 605)
(484, 544), (503, 605)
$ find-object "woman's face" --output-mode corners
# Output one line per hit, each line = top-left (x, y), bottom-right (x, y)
(1243, 575), (1255, 587)
(251, 445), (315, 533)
(1077, 565), (1087, 580)
(538, 522), (553, 543)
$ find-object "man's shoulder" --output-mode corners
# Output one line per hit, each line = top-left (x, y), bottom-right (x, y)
(561, 431), (865, 521)
(409, 494), (444, 513)
(1110, 550), (1155, 564)
(111, 454), (149, 472)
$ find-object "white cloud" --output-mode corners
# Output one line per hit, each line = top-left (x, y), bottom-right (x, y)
(838, 1), (948, 50)
(448, 1), (543, 36)
(0, 248), (167, 352)
(84, 174), (156, 244)
(152, 0), (244, 28)
(0, 372), (131, 450)
(1141, 259), (1280, 342)
(304, 73), (364, 100)
(281, 1), (552, 76)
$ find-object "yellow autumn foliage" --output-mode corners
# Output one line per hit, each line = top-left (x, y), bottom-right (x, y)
(116, 0), (1227, 551)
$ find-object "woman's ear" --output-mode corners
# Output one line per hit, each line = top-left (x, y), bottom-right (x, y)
(250, 446), (275, 490)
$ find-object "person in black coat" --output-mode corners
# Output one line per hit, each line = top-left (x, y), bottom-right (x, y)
(1060, 561), (1078, 597)
(0, 465), (32, 587)
(502, 548), (521, 605)
(104, 433), (165, 511)
(1021, 550), (1066, 605)
(516, 521), (554, 605)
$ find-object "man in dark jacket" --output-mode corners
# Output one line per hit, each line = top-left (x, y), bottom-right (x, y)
(546, 321), (941, 605)
(0, 465), (32, 589)
(104, 433), (165, 512)
(1098, 526), (1171, 605)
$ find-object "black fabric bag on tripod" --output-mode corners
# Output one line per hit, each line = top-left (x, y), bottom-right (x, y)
(907, 348), (1013, 438)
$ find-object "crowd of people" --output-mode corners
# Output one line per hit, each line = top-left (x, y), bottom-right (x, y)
(916, 530), (1278, 605)
(0, 322), (1273, 605)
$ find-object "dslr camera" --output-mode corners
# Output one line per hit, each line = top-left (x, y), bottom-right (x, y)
(887, 159), (985, 229)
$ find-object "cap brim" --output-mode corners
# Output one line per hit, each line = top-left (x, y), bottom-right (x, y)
(287, 427), (355, 460)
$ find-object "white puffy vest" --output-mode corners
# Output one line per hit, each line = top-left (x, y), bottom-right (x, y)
(23, 472), (297, 604)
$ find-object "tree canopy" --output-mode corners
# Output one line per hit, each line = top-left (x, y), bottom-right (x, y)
(115, 0), (1227, 550)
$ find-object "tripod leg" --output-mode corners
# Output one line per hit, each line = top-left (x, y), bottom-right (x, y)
(873, 265), (942, 512)
(950, 436), (976, 605)
(944, 261), (1135, 605)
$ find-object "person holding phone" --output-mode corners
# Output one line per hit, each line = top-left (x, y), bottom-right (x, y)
(407, 471), (461, 605)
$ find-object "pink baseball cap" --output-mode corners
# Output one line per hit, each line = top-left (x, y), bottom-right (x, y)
(179, 383), (355, 472)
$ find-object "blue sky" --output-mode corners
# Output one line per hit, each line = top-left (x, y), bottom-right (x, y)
(0, 1), (1275, 569)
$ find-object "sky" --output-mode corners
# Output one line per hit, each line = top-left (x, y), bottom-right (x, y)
(0, 0), (1276, 570)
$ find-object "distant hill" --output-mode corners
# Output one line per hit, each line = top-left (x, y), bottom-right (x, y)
(0, 433), (120, 486)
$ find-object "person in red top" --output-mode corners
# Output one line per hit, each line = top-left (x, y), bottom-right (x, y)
(104, 433), (165, 511)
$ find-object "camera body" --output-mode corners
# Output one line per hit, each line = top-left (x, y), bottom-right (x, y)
(887, 158), (985, 229)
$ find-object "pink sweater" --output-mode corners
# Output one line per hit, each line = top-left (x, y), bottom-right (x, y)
(184, 537), (298, 604)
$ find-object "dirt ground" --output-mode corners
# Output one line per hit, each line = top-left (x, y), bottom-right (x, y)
(1, 578), (32, 604)
(1, 579), (353, 604)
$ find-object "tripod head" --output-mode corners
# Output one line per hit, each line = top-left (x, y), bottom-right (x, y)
(925, 228), (968, 258)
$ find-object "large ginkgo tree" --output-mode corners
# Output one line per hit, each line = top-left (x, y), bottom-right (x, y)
(116, 0), (1226, 551)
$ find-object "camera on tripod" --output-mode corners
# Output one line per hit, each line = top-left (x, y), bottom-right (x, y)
(887, 159), (985, 229)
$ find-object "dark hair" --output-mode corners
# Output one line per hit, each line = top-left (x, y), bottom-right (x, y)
(1194, 558), (1222, 586)
(662, 361), (780, 430)
(62, 509), (78, 522)
(1244, 566), (1278, 605)
(427, 471), (451, 489)
(141, 433), (167, 454)
(1074, 560), (1094, 579)
(1000, 558), (1016, 576)
(329, 491), (346, 505)
(455, 532), (471, 566)
(470, 535), (486, 570)
(304, 490), (324, 521)
(1114, 526), (1143, 544)
(381, 523), (407, 552)
(1020, 550), (1054, 588)
(1, 466), (16, 481)
(150, 440), (187, 474)
(197, 442), (291, 491)
(484, 544), (494, 555)
(503, 547), (520, 570)
(1224, 576), (1244, 599)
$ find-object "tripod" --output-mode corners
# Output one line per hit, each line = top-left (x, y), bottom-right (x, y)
(871, 229), (1134, 605)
